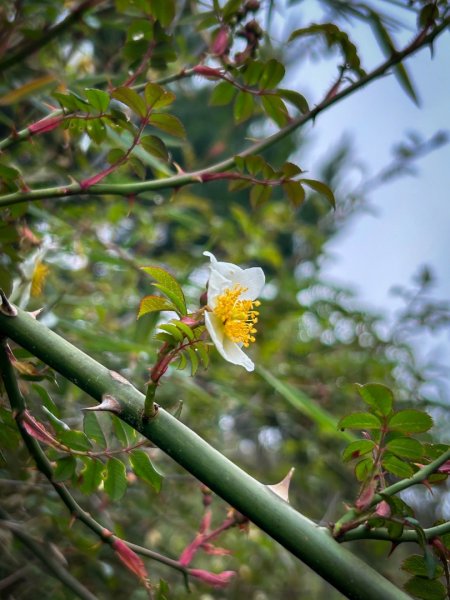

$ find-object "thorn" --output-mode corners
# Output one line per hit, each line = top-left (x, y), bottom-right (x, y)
(173, 162), (185, 174)
(266, 467), (295, 503)
(0, 290), (18, 317)
(28, 308), (44, 319)
(82, 394), (121, 414)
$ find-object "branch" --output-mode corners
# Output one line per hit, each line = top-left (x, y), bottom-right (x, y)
(0, 338), (190, 579)
(0, 0), (106, 73)
(0, 17), (448, 209)
(0, 506), (98, 600)
(0, 303), (411, 600)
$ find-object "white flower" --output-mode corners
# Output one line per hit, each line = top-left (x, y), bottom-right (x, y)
(203, 251), (265, 372)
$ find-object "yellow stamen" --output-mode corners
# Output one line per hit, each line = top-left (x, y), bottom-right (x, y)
(213, 285), (260, 347)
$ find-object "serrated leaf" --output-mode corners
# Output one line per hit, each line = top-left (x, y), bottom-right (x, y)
(141, 267), (186, 315)
(301, 178), (335, 208)
(149, 113), (186, 138)
(402, 555), (443, 579)
(277, 88), (309, 113)
(140, 135), (169, 161)
(404, 576), (446, 600)
(210, 80), (237, 106)
(138, 295), (175, 319)
(53, 456), (77, 482)
(130, 449), (163, 492)
(388, 410), (433, 434)
(355, 383), (393, 416)
(104, 457), (127, 501)
(59, 429), (93, 451)
(342, 439), (375, 462)
(382, 453), (414, 478)
(86, 118), (107, 145)
(79, 457), (104, 494)
(83, 412), (107, 449)
(112, 87), (147, 118)
(386, 438), (424, 460)
(84, 88), (110, 112)
(338, 412), (382, 430)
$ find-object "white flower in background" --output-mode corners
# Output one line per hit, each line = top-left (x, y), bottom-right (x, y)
(203, 251), (265, 372)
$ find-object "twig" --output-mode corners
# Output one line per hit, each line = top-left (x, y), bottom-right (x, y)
(0, 506), (98, 600)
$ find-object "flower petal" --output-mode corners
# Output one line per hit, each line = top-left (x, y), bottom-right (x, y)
(222, 337), (254, 372)
(205, 313), (255, 371)
(203, 251), (242, 307)
(228, 267), (265, 300)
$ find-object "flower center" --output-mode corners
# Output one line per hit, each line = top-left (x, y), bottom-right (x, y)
(213, 285), (260, 347)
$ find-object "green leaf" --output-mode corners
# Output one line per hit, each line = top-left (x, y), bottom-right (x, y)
(250, 184), (272, 207)
(156, 579), (170, 600)
(280, 162), (303, 178)
(129, 449), (163, 492)
(140, 135), (169, 161)
(144, 83), (169, 108)
(158, 323), (184, 342)
(196, 342), (210, 369)
(210, 80), (237, 106)
(368, 11), (419, 105)
(59, 429), (93, 451)
(386, 438), (424, 460)
(149, 0), (175, 26)
(0, 162), (20, 181)
(86, 118), (107, 145)
(261, 94), (289, 127)
(355, 383), (393, 416)
(112, 414), (128, 446)
(354, 457), (373, 482)
(404, 577), (446, 600)
(112, 87), (147, 118)
(41, 406), (69, 434)
(186, 346), (199, 376)
(382, 453), (414, 478)
(282, 181), (305, 207)
(338, 412), (382, 430)
(277, 88), (309, 113)
(83, 412), (107, 449)
(402, 555), (443, 579)
(84, 88), (110, 112)
(149, 113), (186, 138)
(104, 457), (127, 501)
(233, 91), (255, 123)
(53, 456), (77, 482)
(141, 267), (187, 315)
(79, 457), (104, 494)
(259, 59), (285, 90)
(388, 410), (433, 434)
(342, 439), (375, 462)
(301, 178), (336, 208)
(138, 295), (176, 318)
(242, 60), (265, 86)
(175, 321), (195, 341)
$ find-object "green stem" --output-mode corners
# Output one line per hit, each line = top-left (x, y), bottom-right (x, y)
(0, 305), (411, 600)
(0, 506), (98, 600)
(0, 17), (448, 209)
(340, 520), (450, 543)
(0, 0), (105, 73)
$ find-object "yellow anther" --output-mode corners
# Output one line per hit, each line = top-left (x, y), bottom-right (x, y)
(213, 284), (261, 346)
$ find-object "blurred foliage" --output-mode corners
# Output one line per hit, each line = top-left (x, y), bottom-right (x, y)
(1, 0), (450, 598)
